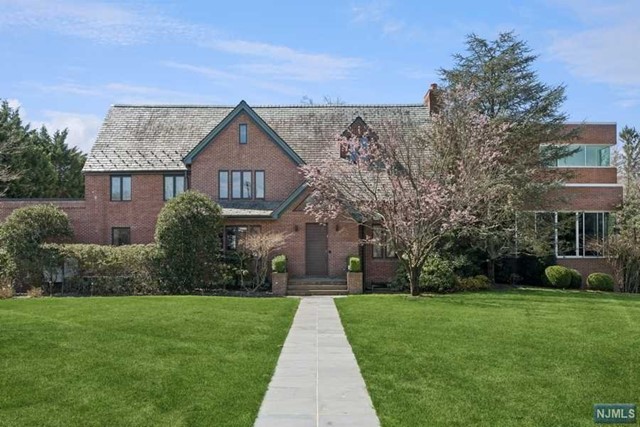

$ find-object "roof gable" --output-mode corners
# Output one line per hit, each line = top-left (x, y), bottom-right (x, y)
(183, 100), (304, 166)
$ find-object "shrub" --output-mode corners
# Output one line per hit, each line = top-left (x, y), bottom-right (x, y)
(26, 287), (43, 298)
(587, 273), (615, 292)
(497, 255), (556, 285)
(389, 262), (409, 291)
(272, 254), (287, 273)
(543, 265), (572, 288)
(42, 243), (162, 295)
(568, 269), (582, 289)
(0, 204), (72, 289)
(457, 275), (492, 291)
(0, 278), (13, 299)
(155, 191), (224, 293)
(347, 256), (361, 273)
(420, 254), (457, 293)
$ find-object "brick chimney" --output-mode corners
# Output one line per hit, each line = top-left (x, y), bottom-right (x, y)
(423, 83), (440, 116)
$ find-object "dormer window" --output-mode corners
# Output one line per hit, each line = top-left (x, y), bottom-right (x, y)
(239, 124), (248, 144)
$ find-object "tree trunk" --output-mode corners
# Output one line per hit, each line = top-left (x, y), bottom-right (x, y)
(488, 259), (496, 284)
(409, 266), (421, 296)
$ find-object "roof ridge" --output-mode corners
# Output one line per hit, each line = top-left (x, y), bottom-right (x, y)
(111, 103), (426, 109)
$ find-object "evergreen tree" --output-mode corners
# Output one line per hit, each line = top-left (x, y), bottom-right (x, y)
(440, 32), (575, 281)
(0, 100), (86, 198)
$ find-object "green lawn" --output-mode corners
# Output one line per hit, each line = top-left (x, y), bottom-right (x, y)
(0, 296), (298, 427)
(336, 290), (640, 427)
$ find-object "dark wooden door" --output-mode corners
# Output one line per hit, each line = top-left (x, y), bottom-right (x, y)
(305, 223), (328, 276)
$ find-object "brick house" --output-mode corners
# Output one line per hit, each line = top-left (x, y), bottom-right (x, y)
(0, 88), (623, 292)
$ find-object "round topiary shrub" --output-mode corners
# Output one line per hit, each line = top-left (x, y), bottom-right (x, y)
(587, 273), (615, 292)
(568, 268), (582, 289)
(155, 191), (223, 293)
(544, 265), (572, 288)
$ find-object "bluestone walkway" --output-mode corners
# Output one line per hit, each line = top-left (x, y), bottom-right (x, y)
(254, 296), (380, 427)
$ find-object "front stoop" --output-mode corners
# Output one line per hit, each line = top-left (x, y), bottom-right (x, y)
(287, 278), (348, 296)
(271, 273), (288, 296)
(347, 272), (363, 294)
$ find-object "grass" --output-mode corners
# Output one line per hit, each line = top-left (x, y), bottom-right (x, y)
(336, 289), (640, 427)
(0, 296), (298, 427)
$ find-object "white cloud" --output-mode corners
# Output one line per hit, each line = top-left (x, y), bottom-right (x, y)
(34, 111), (102, 153)
(548, 0), (640, 106)
(350, 0), (424, 41)
(0, 0), (204, 45)
(0, 0), (363, 83)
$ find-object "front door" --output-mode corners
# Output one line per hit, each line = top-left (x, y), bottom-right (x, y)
(305, 223), (328, 276)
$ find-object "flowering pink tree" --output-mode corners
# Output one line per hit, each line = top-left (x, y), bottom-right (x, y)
(302, 87), (509, 295)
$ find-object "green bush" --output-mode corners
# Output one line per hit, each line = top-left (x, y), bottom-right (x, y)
(0, 204), (72, 289)
(347, 256), (361, 272)
(568, 269), (582, 289)
(155, 191), (224, 293)
(544, 265), (572, 288)
(420, 254), (457, 293)
(457, 275), (492, 292)
(497, 255), (556, 285)
(271, 255), (287, 273)
(42, 243), (162, 295)
(587, 273), (615, 292)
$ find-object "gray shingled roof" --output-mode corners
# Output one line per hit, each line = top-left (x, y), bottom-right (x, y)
(83, 103), (429, 172)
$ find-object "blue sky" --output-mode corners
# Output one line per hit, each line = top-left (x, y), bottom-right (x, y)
(0, 0), (638, 153)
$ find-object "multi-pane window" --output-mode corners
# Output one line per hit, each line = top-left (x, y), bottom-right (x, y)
(224, 225), (261, 251)
(219, 171), (229, 199)
(239, 124), (248, 144)
(110, 175), (131, 201)
(544, 144), (611, 167)
(227, 170), (256, 199)
(531, 212), (612, 257)
(111, 227), (131, 246)
(164, 175), (185, 200)
(372, 225), (396, 258)
(255, 171), (265, 199)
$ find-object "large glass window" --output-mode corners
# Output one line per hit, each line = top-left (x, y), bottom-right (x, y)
(255, 171), (265, 199)
(110, 175), (131, 201)
(224, 225), (261, 251)
(164, 175), (185, 200)
(540, 211), (613, 257)
(219, 171), (228, 199)
(551, 144), (611, 167)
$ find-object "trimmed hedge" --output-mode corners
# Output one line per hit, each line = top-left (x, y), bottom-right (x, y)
(569, 268), (582, 289)
(271, 255), (287, 273)
(42, 243), (162, 295)
(544, 265), (572, 288)
(587, 273), (615, 292)
(347, 256), (361, 273)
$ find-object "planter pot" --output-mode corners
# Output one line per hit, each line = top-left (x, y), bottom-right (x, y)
(271, 272), (288, 296)
(347, 272), (363, 294)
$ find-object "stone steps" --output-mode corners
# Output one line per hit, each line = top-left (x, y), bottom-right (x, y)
(287, 278), (348, 296)
(287, 289), (349, 296)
